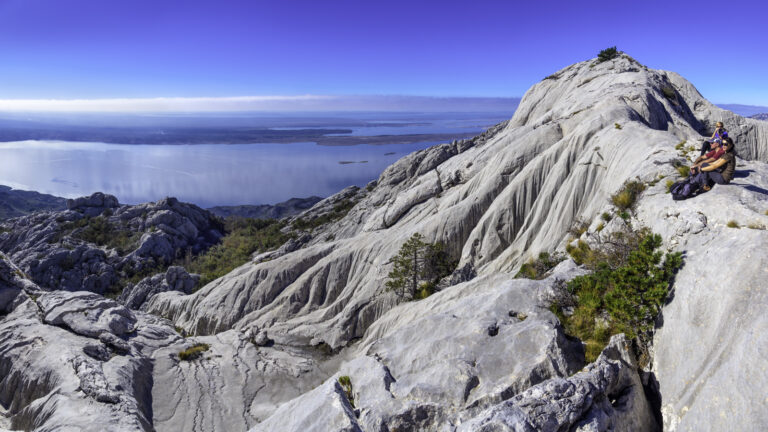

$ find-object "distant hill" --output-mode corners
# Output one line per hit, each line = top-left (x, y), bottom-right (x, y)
(0, 185), (67, 219)
(207, 196), (322, 219)
(717, 104), (768, 117)
(750, 113), (768, 121)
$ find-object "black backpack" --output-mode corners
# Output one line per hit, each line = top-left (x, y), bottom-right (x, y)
(670, 178), (699, 200)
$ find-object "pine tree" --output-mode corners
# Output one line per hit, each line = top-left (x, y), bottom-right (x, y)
(385, 233), (455, 300)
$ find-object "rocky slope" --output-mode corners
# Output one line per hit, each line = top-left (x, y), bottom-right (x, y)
(750, 112), (768, 121)
(2, 53), (768, 431)
(207, 196), (323, 219)
(0, 194), (222, 297)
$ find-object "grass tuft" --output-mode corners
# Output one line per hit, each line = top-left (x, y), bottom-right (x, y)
(727, 220), (739, 229)
(178, 343), (210, 361)
(516, 252), (566, 280)
(611, 180), (646, 212)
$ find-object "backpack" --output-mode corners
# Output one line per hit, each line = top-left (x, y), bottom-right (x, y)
(670, 178), (698, 201)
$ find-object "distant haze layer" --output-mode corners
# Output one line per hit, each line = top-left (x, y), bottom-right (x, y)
(0, 95), (521, 113)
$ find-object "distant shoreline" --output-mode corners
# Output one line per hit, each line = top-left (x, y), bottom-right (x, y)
(0, 131), (481, 147)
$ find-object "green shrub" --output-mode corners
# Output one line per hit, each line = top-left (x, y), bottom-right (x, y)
(675, 140), (687, 150)
(676, 165), (690, 178)
(727, 220), (739, 228)
(597, 46), (619, 63)
(338, 376), (355, 407)
(596, 222), (605, 232)
(516, 251), (566, 280)
(178, 343), (210, 361)
(52, 216), (141, 255)
(611, 180), (646, 212)
(747, 223), (764, 230)
(601, 212), (612, 222)
(386, 233), (456, 300)
(553, 232), (682, 363)
(665, 180), (675, 193)
(184, 217), (292, 288)
(614, 123), (622, 130)
(566, 240), (595, 267)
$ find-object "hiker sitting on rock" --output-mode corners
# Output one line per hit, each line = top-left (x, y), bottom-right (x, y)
(693, 137), (736, 191)
(699, 121), (728, 156)
(690, 138), (725, 175)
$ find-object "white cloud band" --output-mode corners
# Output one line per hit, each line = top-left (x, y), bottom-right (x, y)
(0, 95), (519, 113)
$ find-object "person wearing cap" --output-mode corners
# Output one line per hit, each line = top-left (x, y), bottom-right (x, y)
(690, 137), (725, 175)
(693, 137), (737, 191)
(699, 121), (728, 156)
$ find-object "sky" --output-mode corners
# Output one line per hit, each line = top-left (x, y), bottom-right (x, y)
(0, 0), (767, 111)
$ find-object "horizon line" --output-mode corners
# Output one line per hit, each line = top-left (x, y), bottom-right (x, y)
(0, 94), (522, 113)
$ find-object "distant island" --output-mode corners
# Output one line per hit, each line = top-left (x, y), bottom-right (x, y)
(750, 113), (768, 121)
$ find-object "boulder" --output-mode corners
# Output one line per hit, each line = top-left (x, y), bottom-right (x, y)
(120, 266), (199, 310)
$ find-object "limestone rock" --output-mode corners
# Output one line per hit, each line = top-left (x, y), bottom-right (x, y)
(0, 195), (222, 294)
(119, 265), (199, 310)
(66, 192), (120, 216)
(456, 335), (656, 432)
(38, 291), (137, 338)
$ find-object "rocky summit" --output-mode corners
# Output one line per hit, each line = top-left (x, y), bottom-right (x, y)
(2, 53), (768, 431)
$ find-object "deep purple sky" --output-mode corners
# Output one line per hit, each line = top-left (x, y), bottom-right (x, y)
(0, 0), (766, 106)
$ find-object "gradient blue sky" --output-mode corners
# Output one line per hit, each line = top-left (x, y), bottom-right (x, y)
(0, 0), (766, 107)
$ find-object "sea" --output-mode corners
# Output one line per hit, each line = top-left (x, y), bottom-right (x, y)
(0, 112), (511, 207)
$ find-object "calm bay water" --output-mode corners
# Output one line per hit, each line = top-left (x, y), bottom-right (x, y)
(0, 140), (443, 207)
(0, 113), (511, 207)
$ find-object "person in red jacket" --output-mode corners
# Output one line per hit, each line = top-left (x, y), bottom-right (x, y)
(690, 137), (728, 175)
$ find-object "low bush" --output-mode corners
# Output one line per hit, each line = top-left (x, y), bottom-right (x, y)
(727, 220), (740, 228)
(553, 231), (682, 363)
(666, 180), (675, 193)
(184, 217), (292, 288)
(516, 251), (566, 280)
(597, 47), (619, 63)
(611, 180), (646, 212)
(676, 165), (690, 178)
(675, 140), (687, 150)
(338, 376), (355, 407)
(661, 86), (676, 99)
(601, 212), (612, 222)
(614, 123), (622, 130)
(53, 216), (141, 255)
(178, 343), (210, 361)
